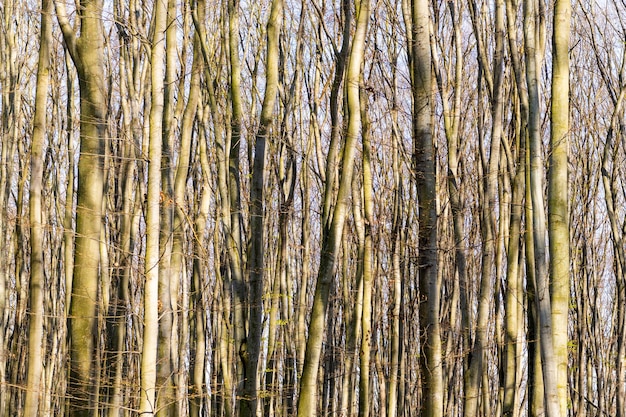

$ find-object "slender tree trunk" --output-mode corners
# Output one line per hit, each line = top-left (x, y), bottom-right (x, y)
(275, 10), (303, 412)
(242, 0), (283, 414)
(226, 2), (247, 413)
(524, 1), (560, 415)
(321, 0), (351, 230)
(505, 2), (531, 415)
(0, 7), (11, 406)
(55, 0), (107, 414)
(434, 7), (468, 416)
(1, 6), (24, 407)
(169, 7), (203, 417)
(525, 144), (544, 417)
(465, 1), (505, 415)
(0, 20), (21, 414)
(432, 1), (469, 415)
(341, 232), (363, 417)
(156, 0), (178, 412)
(140, 0), (167, 413)
(106, 4), (143, 412)
(62, 51), (76, 319)
(188, 97), (212, 416)
(297, 0), (370, 414)
(407, 1), (442, 416)
(358, 84), (374, 417)
(297, 43), (319, 380)
(24, 0), (51, 413)
(387, 99), (403, 417)
(191, 4), (236, 414)
(503, 131), (525, 417)
(549, 1), (571, 414)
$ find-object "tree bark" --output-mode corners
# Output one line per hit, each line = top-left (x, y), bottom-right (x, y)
(241, 0), (284, 415)
(524, 0), (561, 415)
(297, 1), (370, 414)
(55, 0), (107, 414)
(464, 1), (505, 415)
(548, 1), (571, 414)
(407, 1), (443, 416)
(358, 83), (374, 417)
(24, 0), (51, 413)
(155, 0), (179, 412)
(140, 0), (167, 413)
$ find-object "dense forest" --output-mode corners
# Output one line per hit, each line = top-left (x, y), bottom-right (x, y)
(0, 0), (622, 416)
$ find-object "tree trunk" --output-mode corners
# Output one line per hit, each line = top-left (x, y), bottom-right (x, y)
(155, 0), (178, 412)
(548, 1), (571, 414)
(139, 0), (167, 412)
(387, 97), (403, 417)
(24, 0), (51, 413)
(524, 1), (560, 415)
(465, 1), (505, 415)
(297, 0), (370, 414)
(55, 0), (107, 413)
(407, 1), (443, 416)
(242, 0), (283, 414)
(358, 84), (374, 417)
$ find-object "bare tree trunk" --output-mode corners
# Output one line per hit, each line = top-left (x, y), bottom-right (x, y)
(140, 0), (167, 413)
(433, 5), (467, 415)
(62, 49), (76, 320)
(297, 0), (370, 414)
(548, 1), (571, 414)
(0, 16), (23, 413)
(525, 145), (544, 417)
(24, 0), (51, 413)
(106, 3), (144, 413)
(191, 4), (237, 414)
(242, 0), (284, 414)
(321, 0), (351, 231)
(55, 0), (107, 413)
(503, 2), (529, 415)
(406, 1), (442, 416)
(226, 2), (247, 413)
(155, 0), (179, 412)
(274, 10), (304, 414)
(169, 7), (203, 417)
(358, 84), (374, 417)
(341, 231), (363, 417)
(524, 1), (560, 415)
(0, 5), (13, 406)
(599, 66), (626, 417)
(465, 1), (505, 415)
(387, 96), (403, 417)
